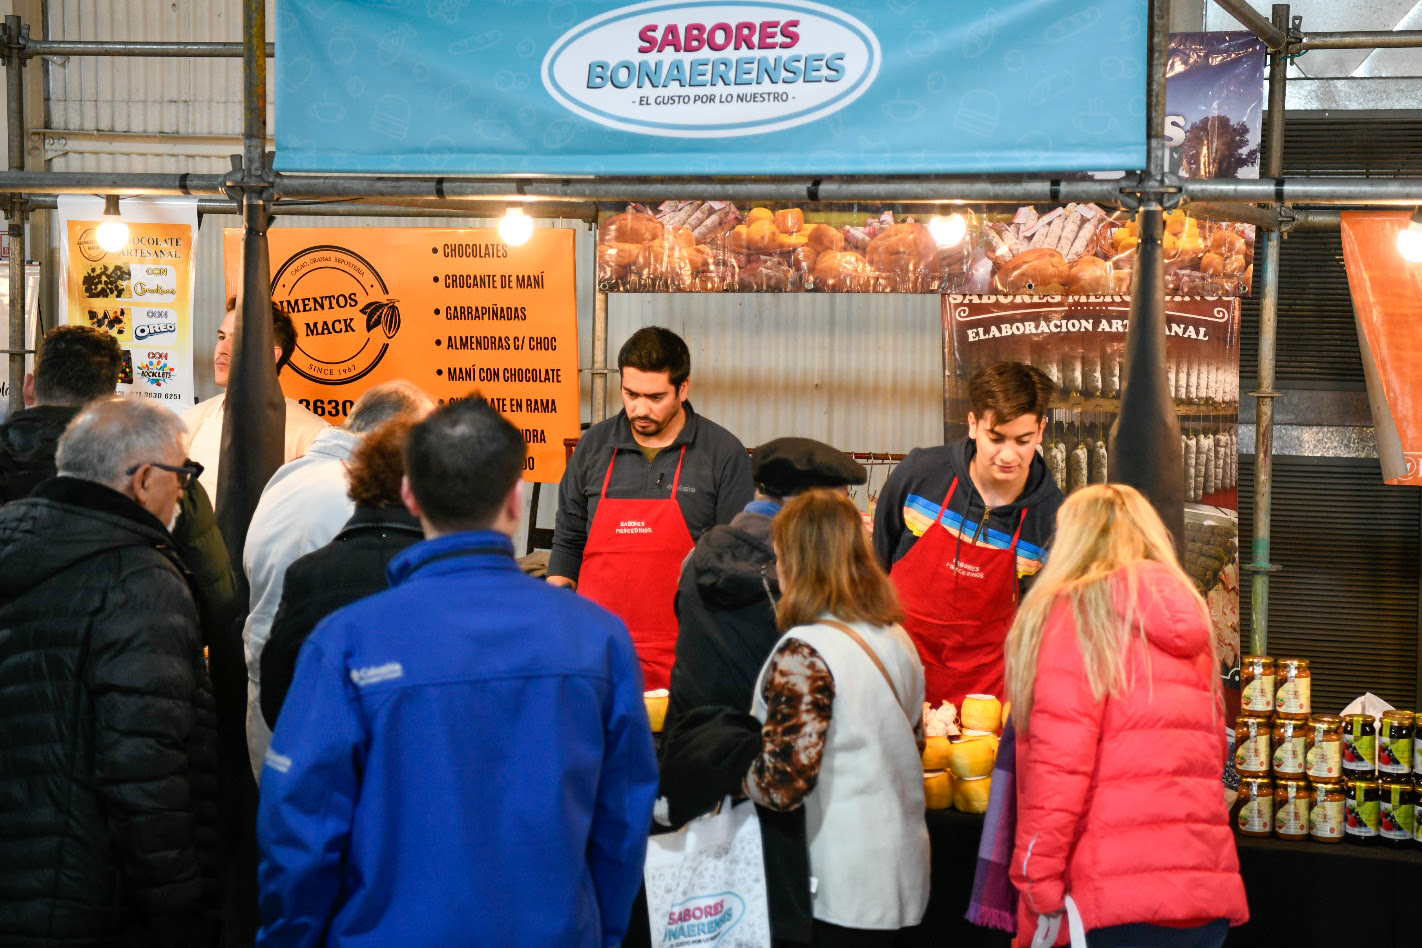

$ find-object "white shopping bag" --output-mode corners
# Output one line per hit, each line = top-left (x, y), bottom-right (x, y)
(644, 796), (771, 948)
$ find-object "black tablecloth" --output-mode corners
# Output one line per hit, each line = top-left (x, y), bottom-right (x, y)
(627, 808), (1422, 946)
(921, 809), (1422, 948)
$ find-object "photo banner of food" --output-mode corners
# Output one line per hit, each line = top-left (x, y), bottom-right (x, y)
(943, 294), (1243, 687)
(594, 33), (1264, 296)
(221, 227), (581, 483)
(55, 196), (198, 411)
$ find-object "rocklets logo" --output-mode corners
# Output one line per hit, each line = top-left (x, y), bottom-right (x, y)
(136, 351), (175, 387)
(271, 245), (400, 386)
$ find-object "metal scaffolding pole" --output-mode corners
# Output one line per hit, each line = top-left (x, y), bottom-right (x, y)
(0, 170), (1421, 207)
(4, 15), (29, 415)
(1213, 0), (1290, 48)
(19, 40), (271, 58)
(1249, 4), (1292, 658)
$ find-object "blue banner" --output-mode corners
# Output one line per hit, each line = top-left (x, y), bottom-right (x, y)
(275, 0), (1148, 175)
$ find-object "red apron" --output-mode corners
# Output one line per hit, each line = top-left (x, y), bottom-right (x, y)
(578, 446), (693, 691)
(888, 477), (1026, 708)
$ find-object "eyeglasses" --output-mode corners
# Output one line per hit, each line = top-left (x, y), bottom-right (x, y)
(125, 459), (204, 490)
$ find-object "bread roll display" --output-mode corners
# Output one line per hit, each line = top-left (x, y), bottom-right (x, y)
(597, 201), (1254, 297)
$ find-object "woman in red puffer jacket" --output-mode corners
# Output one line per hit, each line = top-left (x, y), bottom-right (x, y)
(1005, 484), (1248, 948)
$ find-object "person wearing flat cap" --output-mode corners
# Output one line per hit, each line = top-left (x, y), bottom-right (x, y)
(658, 436), (865, 948)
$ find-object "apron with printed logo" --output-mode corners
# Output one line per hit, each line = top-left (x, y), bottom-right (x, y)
(889, 477), (1026, 708)
(579, 446), (693, 691)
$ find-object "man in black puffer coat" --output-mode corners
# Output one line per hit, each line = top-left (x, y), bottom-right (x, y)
(0, 396), (220, 947)
(659, 438), (867, 948)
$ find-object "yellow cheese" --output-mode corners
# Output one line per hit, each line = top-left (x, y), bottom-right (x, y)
(644, 690), (669, 733)
(949, 735), (998, 779)
(923, 770), (954, 810)
(953, 774), (992, 813)
(922, 735), (952, 771)
(960, 694), (1003, 733)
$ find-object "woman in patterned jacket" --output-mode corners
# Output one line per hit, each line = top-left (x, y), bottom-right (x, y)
(743, 489), (929, 947)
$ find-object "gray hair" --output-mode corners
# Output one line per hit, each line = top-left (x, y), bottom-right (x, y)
(345, 379), (435, 434)
(57, 395), (188, 491)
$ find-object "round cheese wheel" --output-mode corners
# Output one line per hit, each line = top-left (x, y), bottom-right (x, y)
(921, 736), (952, 771)
(949, 735), (998, 779)
(923, 770), (954, 810)
(953, 774), (992, 814)
(961, 694), (1003, 733)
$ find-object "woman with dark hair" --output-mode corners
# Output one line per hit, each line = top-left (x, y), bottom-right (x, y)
(743, 489), (929, 947)
(258, 418), (423, 727)
(1005, 484), (1247, 947)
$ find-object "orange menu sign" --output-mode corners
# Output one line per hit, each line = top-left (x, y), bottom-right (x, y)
(1339, 212), (1422, 486)
(224, 227), (579, 482)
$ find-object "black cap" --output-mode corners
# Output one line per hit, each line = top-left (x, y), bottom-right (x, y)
(752, 437), (867, 498)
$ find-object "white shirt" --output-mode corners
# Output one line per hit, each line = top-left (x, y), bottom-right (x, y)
(238, 425), (361, 778)
(180, 392), (329, 505)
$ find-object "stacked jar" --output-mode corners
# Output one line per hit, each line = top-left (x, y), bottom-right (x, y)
(1233, 657), (1340, 843)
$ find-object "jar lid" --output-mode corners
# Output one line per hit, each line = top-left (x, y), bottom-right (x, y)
(1380, 710), (1414, 724)
(1309, 714), (1342, 726)
(1242, 655), (1274, 665)
(1277, 657), (1310, 669)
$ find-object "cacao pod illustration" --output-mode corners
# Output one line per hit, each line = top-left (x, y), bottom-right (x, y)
(359, 299), (401, 339)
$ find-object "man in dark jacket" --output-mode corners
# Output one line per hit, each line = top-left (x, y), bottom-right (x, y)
(548, 326), (753, 691)
(661, 437), (867, 948)
(0, 325), (122, 502)
(259, 417), (424, 728)
(0, 395), (220, 947)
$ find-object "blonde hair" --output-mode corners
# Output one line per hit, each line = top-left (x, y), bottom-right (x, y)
(773, 489), (903, 631)
(1004, 483), (1210, 727)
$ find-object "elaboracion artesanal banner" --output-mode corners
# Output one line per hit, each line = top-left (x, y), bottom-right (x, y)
(274, 0), (1148, 175)
(223, 227), (580, 483)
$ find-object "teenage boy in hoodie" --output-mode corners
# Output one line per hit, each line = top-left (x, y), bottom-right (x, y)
(873, 361), (1064, 708)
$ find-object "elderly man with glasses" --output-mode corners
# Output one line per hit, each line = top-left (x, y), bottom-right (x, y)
(0, 395), (221, 947)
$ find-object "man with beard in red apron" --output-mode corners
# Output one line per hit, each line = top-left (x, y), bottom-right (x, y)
(873, 362), (1065, 708)
(549, 327), (754, 690)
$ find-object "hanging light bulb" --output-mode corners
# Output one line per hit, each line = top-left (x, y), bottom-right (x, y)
(928, 212), (968, 248)
(1397, 208), (1422, 263)
(498, 206), (534, 246)
(95, 195), (130, 253)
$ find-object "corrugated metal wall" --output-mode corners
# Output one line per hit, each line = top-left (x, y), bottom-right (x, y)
(608, 294), (943, 456)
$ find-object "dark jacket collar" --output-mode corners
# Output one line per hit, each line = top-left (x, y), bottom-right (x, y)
(33, 475), (172, 536)
(607, 401), (701, 451)
(336, 504), (424, 540)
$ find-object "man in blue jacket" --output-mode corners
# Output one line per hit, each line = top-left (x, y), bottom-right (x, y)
(256, 396), (659, 947)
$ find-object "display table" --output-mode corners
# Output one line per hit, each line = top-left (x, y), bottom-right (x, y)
(918, 809), (1422, 948)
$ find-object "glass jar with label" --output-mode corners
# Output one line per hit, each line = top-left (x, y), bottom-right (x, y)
(1240, 655), (1275, 715)
(1413, 777), (1422, 843)
(1377, 710), (1415, 775)
(1274, 658), (1311, 720)
(1342, 714), (1377, 774)
(1272, 718), (1307, 779)
(1306, 714), (1344, 782)
(1234, 714), (1271, 779)
(1234, 777), (1273, 838)
(1379, 779), (1415, 846)
(1309, 781), (1345, 843)
(1273, 779), (1310, 840)
(1344, 777), (1380, 845)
